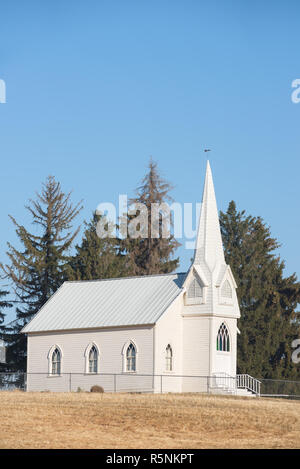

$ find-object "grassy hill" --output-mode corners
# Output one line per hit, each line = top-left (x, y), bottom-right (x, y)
(0, 391), (299, 449)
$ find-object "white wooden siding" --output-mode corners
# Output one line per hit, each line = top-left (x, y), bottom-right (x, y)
(154, 294), (183, 392)
(26, 325), (154, 392)
(181, 316), (210, 392)
(210, 317), (237, 377)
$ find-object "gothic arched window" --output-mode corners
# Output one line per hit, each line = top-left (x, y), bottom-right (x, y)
(126, 343), (136, 372)
(51, 348), (61, 375)
(88, 345), (98, 373)
(165, 344), (173, 371)
(216, 323), (230, 352)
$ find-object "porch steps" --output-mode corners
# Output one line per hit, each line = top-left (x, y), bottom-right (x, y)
(210, 386), (257, 397)
(210, 373), (261, 397)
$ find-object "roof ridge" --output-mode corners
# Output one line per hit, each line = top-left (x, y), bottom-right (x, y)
(64, 271), (187, 284)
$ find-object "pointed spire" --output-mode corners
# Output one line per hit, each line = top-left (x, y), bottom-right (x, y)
(193, 161), (225, 271)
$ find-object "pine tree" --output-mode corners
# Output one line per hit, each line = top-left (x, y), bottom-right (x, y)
(67, 212), (128, 280)
(220, 201), (300, 379)
(120, 158), (180, 275)
(0, 287), (12, 328)
(1, 176), (82, 370)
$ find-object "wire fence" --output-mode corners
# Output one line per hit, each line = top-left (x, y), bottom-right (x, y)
(0, 372), (300, 398)
(0, 372), (210, 394)
(260, 378), (300, 399)
(0, 372), (26, 391)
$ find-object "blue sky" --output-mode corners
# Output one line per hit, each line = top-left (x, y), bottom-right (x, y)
(0, 1), (299, 320)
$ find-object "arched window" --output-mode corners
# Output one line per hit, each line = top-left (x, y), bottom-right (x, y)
(216, 323), (230, 352)
(126, 343), (136, 372)
(51, 348), (61, 375)
(187, 277), (203, 299)
(165, 344), (173, 371)
(88, 345), (98, 373)
(221, 280), (232, 299)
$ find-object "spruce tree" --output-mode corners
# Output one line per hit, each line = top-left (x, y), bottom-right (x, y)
(220, 201), (300, 379)
(1, 176), (82, 370)
(0, 287), (12, 327)
(67, 212), (128, 280)
(120, 158), (180, 275)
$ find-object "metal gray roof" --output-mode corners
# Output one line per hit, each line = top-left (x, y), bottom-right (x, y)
(22, 273), (186, 333)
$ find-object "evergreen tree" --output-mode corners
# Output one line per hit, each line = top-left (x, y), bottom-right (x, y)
(67, 212), (128, 280)
(1, 176), (82, 370)
(220, 201), (300, 379)
(120, 158), (180, 275)
(0, 287), (12, 328)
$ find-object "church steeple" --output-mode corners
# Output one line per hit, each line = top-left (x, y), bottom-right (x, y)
(193, 161), (225, 271)
(183, 161), (240, 381)
(184, 160), (240, 320)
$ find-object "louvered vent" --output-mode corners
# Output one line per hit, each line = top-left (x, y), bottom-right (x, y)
(187, 278), (203, 298)
(221, 280), (232, 298)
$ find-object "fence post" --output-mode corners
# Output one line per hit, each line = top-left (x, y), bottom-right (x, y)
(69, 373), (71, 392)
(114, 374), (117, 393)
(160, 375), (163, 393)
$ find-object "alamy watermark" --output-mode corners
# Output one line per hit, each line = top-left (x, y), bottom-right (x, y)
(292, 339), (300, 364)
(0, 79), (6, 103)
(95, 195), (201, 250)
(291, 79), (300, 103)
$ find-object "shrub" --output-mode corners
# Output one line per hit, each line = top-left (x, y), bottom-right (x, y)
(90, 385), (104, 393)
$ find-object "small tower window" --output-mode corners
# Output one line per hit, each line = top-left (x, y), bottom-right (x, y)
(51, 348), (61, 375)
(165, 344), (173, 371)
(221, 280), (232, 299)
(187, 278), (203, 298)
(88, 345), (98, 373)
(126, 343), (136, 372)
(217, 323), (230, 352)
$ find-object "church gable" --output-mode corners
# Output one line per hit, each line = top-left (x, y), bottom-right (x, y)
(186, 276), (203, 305)
(219, 278), (234, 305)
(183, 265), (208, 305)
(215, 265), (237, 306)
(221, 280), (232, 299)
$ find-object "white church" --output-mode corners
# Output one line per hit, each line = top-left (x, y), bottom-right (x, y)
(22, 162), (260, 396)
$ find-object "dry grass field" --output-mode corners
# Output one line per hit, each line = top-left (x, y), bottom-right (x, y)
(0, 391), (299, 449)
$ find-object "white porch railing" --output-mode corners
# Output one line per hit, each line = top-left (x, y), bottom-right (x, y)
(236, 374), (261, 396)
(211, 372), (235, 391)
(210, 373), (261, 396)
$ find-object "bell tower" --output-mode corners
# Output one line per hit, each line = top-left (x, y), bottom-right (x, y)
(182, 161), (240, 383)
